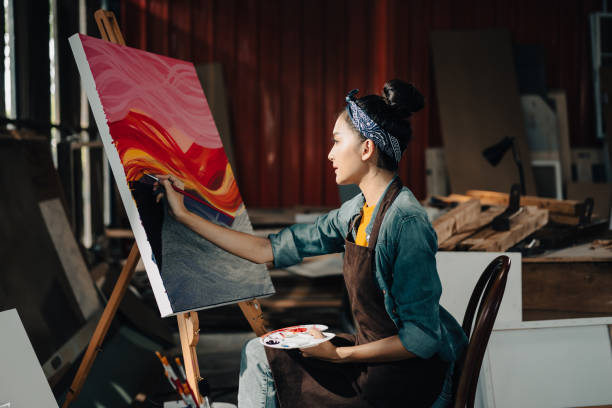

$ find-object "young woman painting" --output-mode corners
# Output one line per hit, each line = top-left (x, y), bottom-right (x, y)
(157, 79), (467, 408)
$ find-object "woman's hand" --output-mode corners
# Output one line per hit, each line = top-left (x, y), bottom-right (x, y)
(154, 174), (188, 220)
(299, 329), (343, 362)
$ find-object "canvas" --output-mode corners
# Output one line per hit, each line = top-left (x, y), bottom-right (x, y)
(69, 34), (275, 317)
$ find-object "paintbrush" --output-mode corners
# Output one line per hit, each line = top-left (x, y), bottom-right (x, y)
(141, 173), (233, 218)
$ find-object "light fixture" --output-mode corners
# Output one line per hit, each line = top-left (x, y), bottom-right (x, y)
(482, 136), (526, 195)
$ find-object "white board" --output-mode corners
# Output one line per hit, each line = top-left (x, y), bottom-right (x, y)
(435, 252), (522, 329)
(0, 309), (58, 408)
(483, 324), (612, 408)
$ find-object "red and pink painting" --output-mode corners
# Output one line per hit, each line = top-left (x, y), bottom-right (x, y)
(70, 34), (274, 316)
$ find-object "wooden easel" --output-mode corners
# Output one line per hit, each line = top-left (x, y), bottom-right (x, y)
(62, 9), (268, 408)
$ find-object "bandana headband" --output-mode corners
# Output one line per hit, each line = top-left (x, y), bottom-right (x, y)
(345, 89), (402, 163)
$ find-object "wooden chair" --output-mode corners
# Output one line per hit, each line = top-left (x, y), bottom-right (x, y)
(453, 255), (511, 408)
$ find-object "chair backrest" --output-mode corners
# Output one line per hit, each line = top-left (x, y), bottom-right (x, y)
(453, 255), (511, 408)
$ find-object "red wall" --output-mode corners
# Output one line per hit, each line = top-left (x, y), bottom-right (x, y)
(121, 0), (602, 208)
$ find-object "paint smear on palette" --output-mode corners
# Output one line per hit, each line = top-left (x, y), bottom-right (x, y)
(80, 34), (240, 224)
(260, 324), (335, 349)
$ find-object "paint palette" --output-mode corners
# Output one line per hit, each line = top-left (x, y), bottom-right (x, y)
(260, 324), (335, 349)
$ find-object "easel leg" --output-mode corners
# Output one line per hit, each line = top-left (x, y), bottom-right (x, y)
(238, 299), (267, 336)
(62, 243), (140, 408)
(177, 311), (203, 404)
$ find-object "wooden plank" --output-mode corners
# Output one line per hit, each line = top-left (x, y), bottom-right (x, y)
(438, 231), (474, 251)
(455, 226), (499, 250)
(549, 213), (580, 225)
(548, 90), (572, 186)
(430, 30), (536, 195)
(467, 206), (549, 252)
(105, 228), (134, 239)
(465, 189), (583, 215)
(437, 205), (507, 249)
(432, 193), (473, 204)
(432, 199), (480, 243)
(461, 205), (506, 231)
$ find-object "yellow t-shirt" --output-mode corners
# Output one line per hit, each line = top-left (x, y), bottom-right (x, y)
(355, 202), (376, 246)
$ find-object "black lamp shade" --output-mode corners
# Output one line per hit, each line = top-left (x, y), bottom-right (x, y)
(482, 136), (514, 167)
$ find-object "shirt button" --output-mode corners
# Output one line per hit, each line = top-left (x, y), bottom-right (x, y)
(392, 308), (397, 314)
(382, 289), (386, 295)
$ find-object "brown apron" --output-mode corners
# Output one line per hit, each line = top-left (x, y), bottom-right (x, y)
(265, 178), (448, 407)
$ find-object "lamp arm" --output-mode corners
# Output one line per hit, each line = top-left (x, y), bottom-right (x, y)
(510, 139), (526, 195)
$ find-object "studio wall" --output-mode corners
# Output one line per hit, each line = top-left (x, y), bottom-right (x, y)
(120, 0), (602, 207)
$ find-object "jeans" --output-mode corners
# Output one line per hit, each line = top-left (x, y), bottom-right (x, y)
(237, 338), (278, 408)
(237, 338), (452, 408)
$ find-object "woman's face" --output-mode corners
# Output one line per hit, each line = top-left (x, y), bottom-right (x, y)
(328, 114), (369, 185)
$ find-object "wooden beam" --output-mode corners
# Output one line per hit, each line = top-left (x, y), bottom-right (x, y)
(438, 231), (474, 251)
(437, 205), (506, 250)
(549, 213), (580, 226)
(465, 206), (549, 252)
(465, 190), (583, 216)
(432, 193), (473, 204)
(432, 199), (480, 243)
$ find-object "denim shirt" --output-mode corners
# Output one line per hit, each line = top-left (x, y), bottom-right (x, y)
(268, 176), (468, 405)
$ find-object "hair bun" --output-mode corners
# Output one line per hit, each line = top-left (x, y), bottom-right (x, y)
(382, 79), (425, 116)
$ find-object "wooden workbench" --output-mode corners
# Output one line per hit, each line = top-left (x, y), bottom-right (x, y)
(522, 241), (612, 322)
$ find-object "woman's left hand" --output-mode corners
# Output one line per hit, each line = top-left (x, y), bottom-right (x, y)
(299, 329), (342, 362)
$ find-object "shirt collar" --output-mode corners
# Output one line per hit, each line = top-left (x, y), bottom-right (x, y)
(357, 174), (400, 237)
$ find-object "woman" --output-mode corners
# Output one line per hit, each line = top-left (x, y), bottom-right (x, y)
(158, 79), (468, 408)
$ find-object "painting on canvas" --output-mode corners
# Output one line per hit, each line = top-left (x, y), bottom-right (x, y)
(69, 34), (274, 316)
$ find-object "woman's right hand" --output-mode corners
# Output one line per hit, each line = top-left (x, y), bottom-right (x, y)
(155, 174), (189, 221)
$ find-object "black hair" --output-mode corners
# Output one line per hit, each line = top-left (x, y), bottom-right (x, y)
(344, 79), (424, 171)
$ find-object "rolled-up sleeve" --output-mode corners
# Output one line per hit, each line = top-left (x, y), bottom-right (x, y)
(390, 215), (443, 359)
(268, 208), (346, 269)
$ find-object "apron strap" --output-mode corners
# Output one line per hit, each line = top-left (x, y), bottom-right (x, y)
(367, 177), (403, 250)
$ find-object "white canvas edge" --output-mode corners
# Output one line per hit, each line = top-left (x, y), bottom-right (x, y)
(69, 34), (173, 317)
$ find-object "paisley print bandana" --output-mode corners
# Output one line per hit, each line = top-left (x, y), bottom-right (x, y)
(345, 89), (402, 163)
